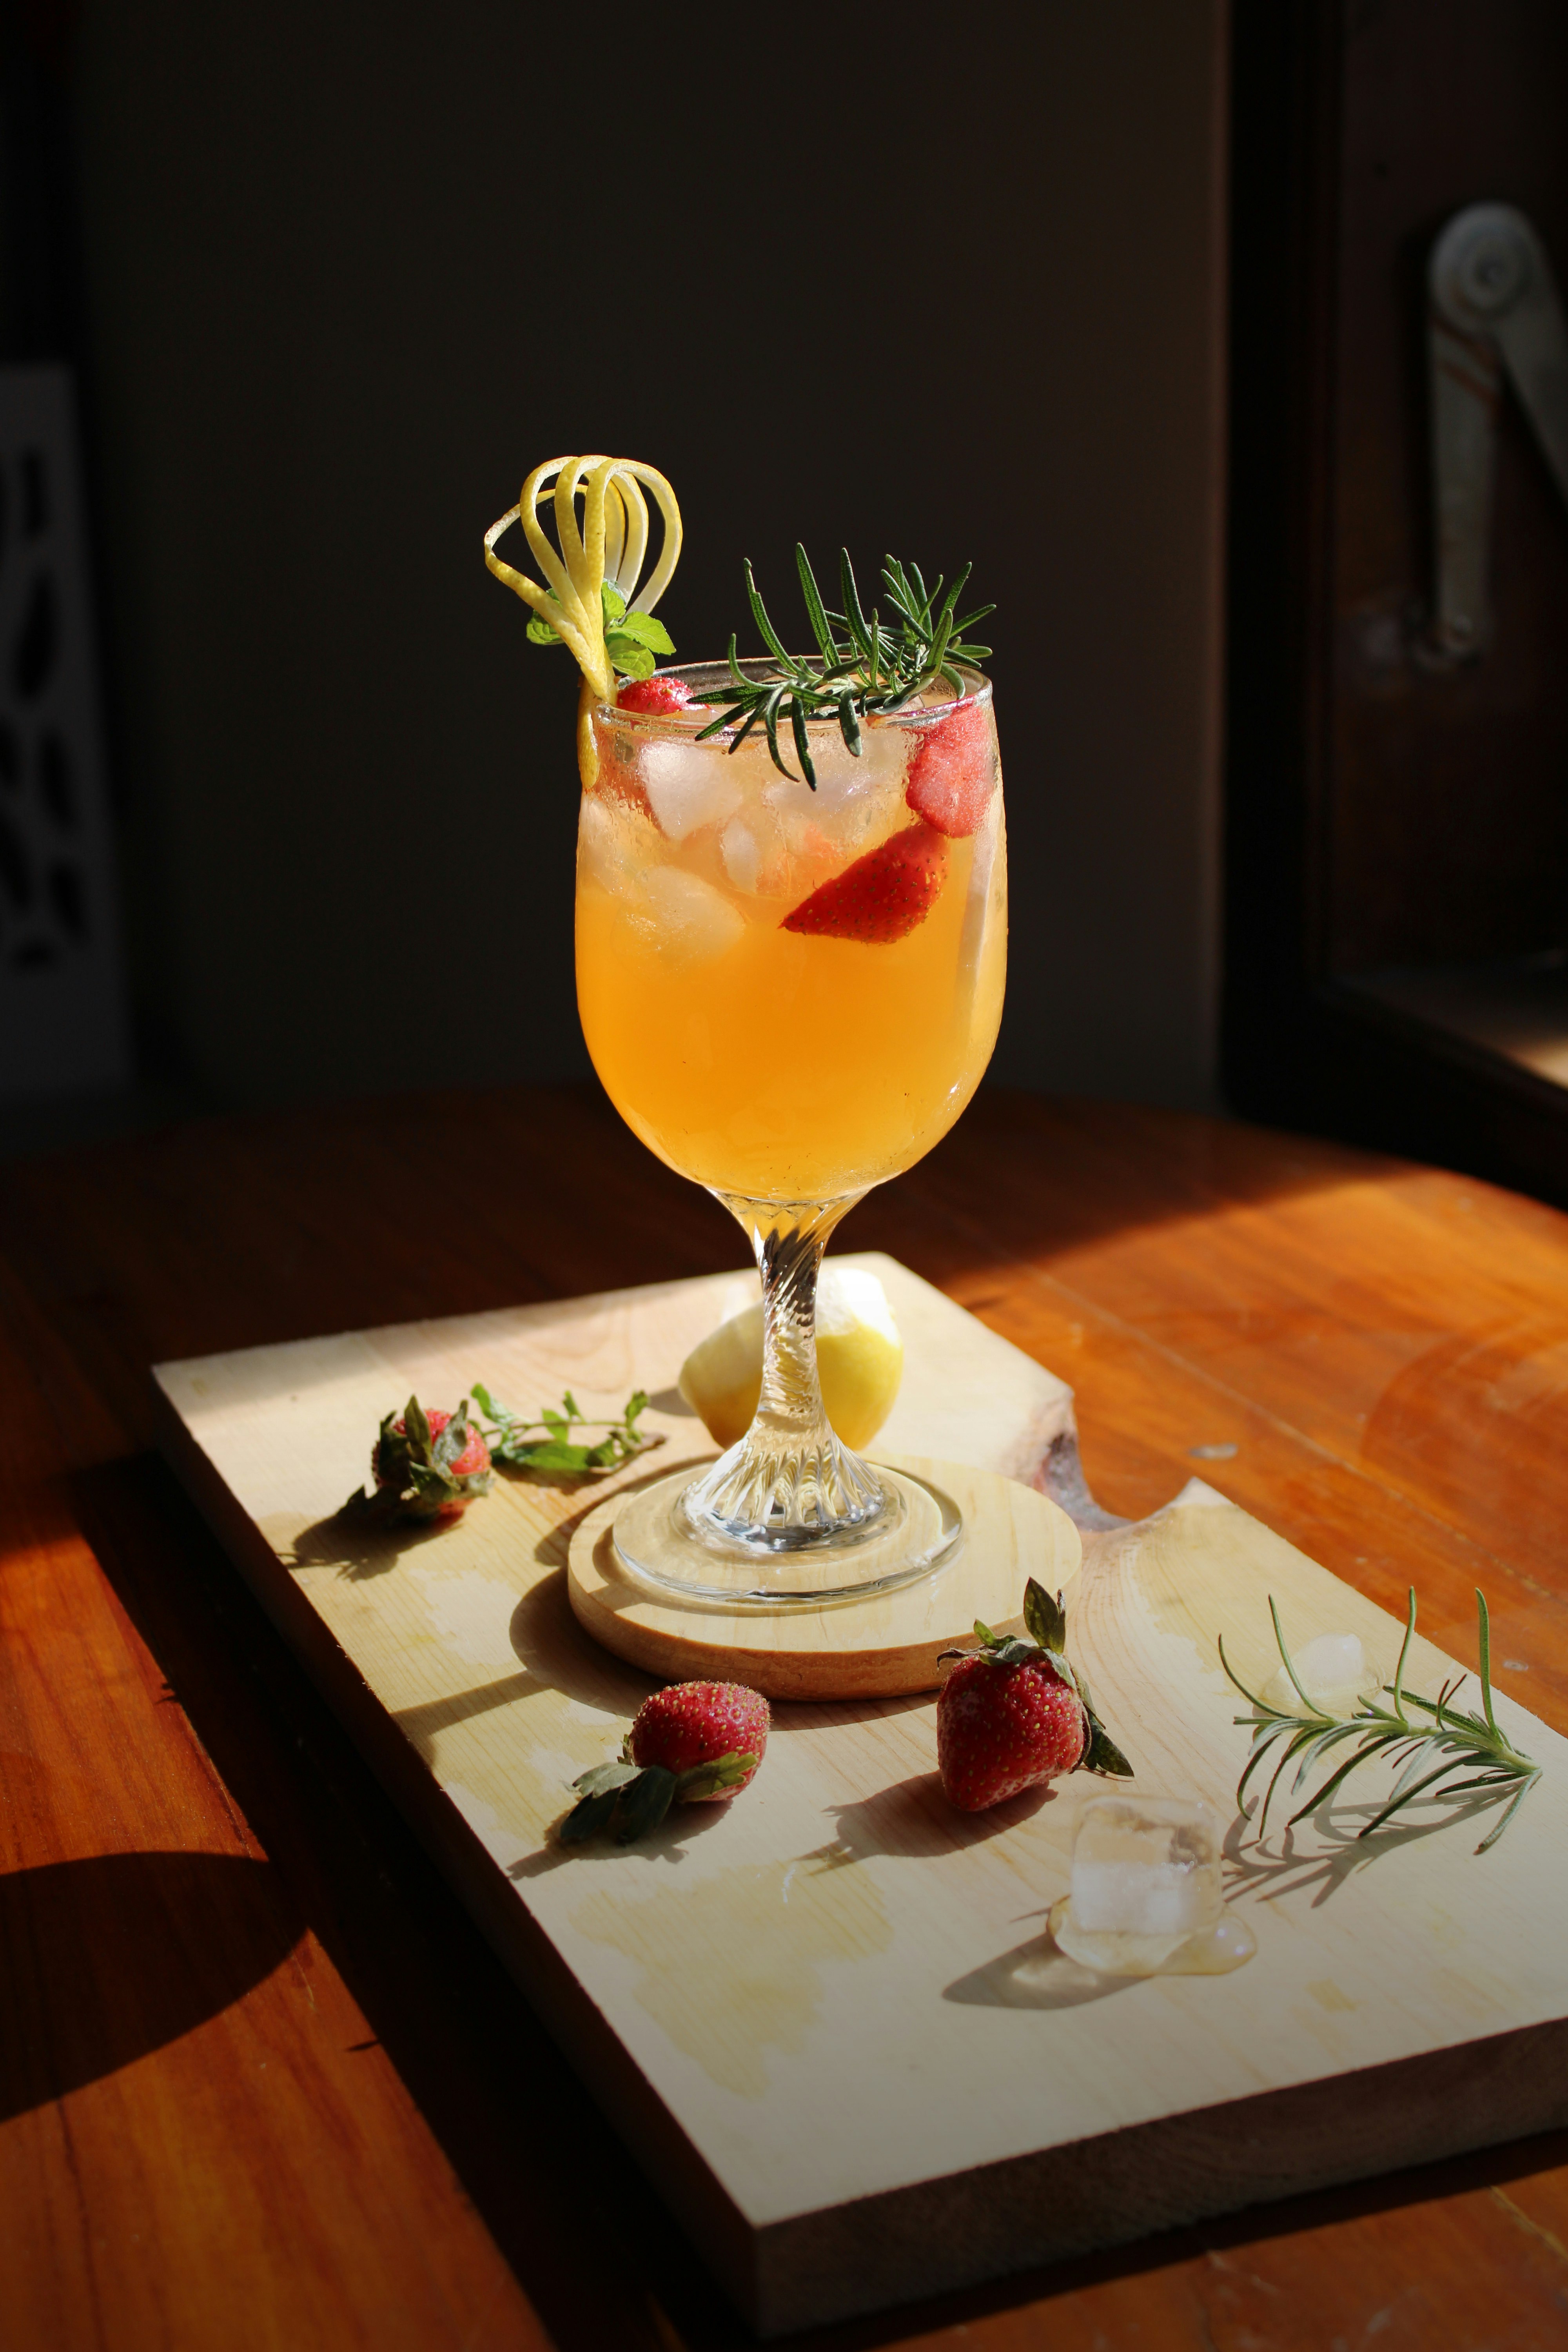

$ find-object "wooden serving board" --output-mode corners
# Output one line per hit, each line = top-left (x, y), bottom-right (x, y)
(153, 1255), (1568, 2337)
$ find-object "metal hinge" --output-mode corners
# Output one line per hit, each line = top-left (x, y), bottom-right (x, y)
(1424, 201), (1568, 665)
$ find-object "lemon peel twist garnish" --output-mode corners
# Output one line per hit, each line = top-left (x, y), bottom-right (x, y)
(485, 455), (682, 787)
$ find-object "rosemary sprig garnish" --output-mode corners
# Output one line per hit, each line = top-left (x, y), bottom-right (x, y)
(695, 546), (995, 785)
(1219, 1587), (1541, 1854)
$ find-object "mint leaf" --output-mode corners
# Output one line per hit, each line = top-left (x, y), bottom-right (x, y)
(606, 635), (657, 680)
(506, 1439), (599, 1473)
(608, 610), (675, 654)
(471, 1385), (655, 1479)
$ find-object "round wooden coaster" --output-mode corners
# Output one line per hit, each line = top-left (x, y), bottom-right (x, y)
(565, 1452), (1082, 1700)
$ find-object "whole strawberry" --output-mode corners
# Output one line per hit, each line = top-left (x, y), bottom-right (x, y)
(616, 673), (706, 715)
(937, 1580), (1132, 1811)
(561, 1680), (769, 1845)
(352, 1396), (493, 1522)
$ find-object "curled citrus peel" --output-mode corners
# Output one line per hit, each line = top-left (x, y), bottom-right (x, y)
(485, 456), (682, 787)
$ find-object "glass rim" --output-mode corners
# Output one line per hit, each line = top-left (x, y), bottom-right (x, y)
(595, 656), (992, 736)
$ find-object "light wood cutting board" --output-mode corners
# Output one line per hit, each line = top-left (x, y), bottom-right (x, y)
(153, 1254), (1568, 2337)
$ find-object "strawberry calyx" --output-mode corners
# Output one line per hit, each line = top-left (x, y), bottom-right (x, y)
(559, 1748), (760, 1845)
(942, 1577), (1134, 1780)
(346, 1395), (494, 1523)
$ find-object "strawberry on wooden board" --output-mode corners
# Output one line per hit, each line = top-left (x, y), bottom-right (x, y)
(348, 1397), (494, 1523)
(904, 697), (995, 838)
(560, 1681), (770, 1845)
(780, 819), (947, 944)
(936, 1580), (1133, 1812)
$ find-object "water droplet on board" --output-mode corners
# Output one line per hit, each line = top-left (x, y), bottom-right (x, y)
(572, 1847), (891, 2097)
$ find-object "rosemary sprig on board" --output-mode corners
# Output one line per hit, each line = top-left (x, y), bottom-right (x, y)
(695, 546), (995, 786)
(1219, 1587), (1541, 1854)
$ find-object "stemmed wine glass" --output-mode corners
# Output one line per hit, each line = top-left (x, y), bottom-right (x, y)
(575, 660), (1006, 1603)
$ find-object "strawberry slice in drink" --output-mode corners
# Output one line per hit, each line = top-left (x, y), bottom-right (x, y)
(781, 820), (947, 944)
(904, 697), (994, 838)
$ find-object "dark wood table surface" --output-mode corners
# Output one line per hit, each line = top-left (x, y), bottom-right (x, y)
(3, 1083), (1566, 2351)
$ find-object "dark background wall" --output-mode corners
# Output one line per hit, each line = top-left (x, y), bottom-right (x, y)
(52, 0), (1226, 1112)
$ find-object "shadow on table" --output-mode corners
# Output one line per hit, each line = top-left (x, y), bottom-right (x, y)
(0, 1850), (301, 2119)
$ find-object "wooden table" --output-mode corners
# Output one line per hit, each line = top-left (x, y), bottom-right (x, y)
(3, 1084), (1566, 2351)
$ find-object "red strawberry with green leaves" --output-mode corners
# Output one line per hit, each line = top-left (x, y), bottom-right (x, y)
(616, 674), (707, 715)
(348, 1396), (493, 1523)
(781, 818), (947, 944)
(936, 1579), (1132, 1811)
(560, 1680), (769, 1845)
(905, 697), (995, 838)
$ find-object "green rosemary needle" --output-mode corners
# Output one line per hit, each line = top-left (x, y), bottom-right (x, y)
(694, 545), (995, 786)
(1218, 1586), (1541, 1854)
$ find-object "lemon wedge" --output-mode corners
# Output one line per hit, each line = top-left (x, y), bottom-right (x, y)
(679, 1265), (904, 1452)
(484, 454), (682, 787)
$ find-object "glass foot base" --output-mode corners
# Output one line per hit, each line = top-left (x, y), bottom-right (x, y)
(612, 1461), (963, 1609)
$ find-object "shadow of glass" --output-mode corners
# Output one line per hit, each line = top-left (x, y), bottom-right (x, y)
(508, 1563), (650, 1711)
(0, 1851), (301, 2120)
(945, 1931), (1138, 2011)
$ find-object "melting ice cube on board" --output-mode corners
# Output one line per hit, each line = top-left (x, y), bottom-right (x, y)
(1055, 1796), (1223, 1975)
(1262, 1631), (1380, 1718)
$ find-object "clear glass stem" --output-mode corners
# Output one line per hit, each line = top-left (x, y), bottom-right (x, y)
(679, 1193), (892, 1552)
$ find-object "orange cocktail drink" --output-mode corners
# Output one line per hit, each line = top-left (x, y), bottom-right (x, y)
(486, 453), (1006, 1600)
(576, 662), (1006, 1203)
